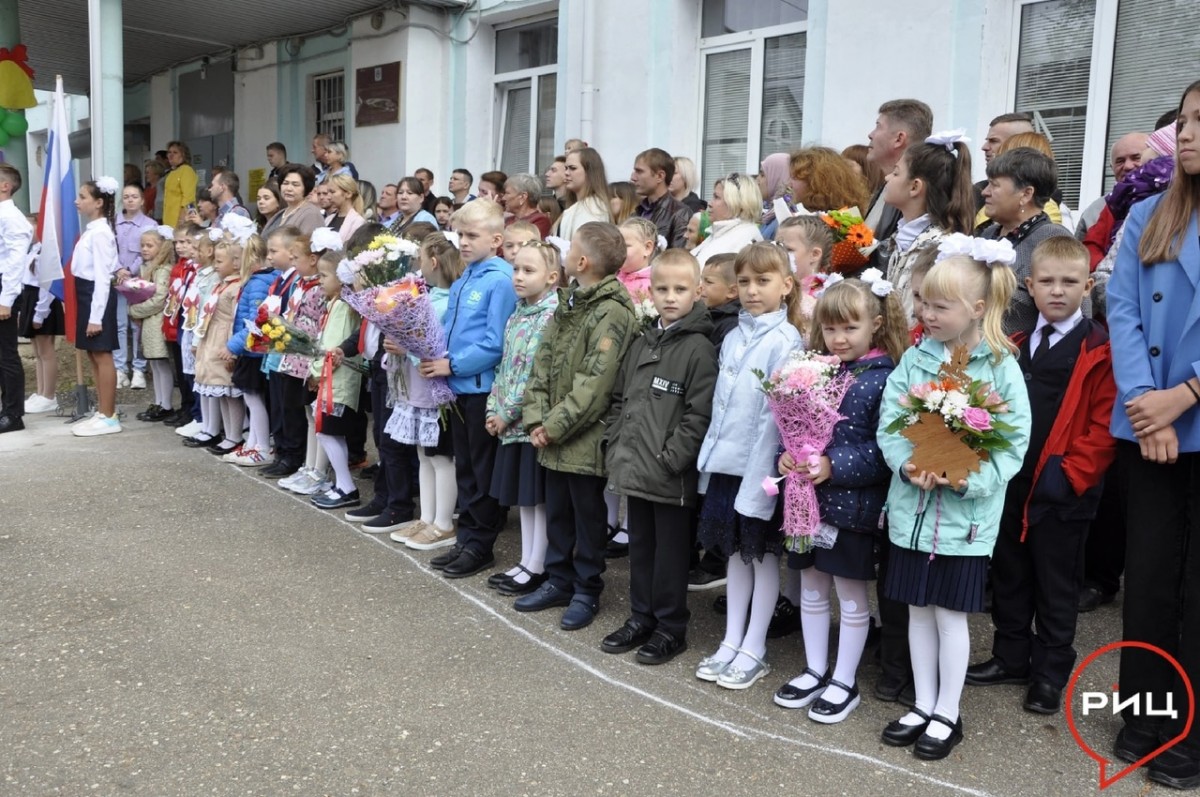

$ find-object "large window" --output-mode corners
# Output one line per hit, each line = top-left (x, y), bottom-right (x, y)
(493, 18), (558, 176)
(1012, 0), (1095, 208)
(313, 71), (346, 143)
(1106, 0), (1200, 190)
(699, 8), (806, 196)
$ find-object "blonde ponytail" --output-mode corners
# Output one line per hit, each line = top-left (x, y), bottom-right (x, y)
(980, 263), (1017, 362)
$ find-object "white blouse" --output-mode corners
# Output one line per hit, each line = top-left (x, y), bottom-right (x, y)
(73, 218), (120, 325)
(554, 195), (611, 241)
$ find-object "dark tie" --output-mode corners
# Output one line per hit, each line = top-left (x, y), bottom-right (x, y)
(1034, 326), (1053, 360)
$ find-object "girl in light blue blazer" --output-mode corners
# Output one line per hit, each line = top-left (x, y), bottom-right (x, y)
(1105, 78), (1200, 787)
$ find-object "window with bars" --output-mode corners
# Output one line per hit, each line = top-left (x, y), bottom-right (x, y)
(313, 71), (346, 143)
(700, 31), (806, 196)
(1013, 0), (1095, 207)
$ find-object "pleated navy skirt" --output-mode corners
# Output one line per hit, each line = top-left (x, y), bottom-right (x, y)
(882, 542), (988, 613)
(73, 277), (118, 352)
(490, 441), (545, 507)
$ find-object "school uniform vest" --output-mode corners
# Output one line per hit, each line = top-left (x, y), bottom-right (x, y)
(1017, 319), (1089, 481)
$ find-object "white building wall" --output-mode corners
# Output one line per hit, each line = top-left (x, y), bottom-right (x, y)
(232, 45), (279, 181)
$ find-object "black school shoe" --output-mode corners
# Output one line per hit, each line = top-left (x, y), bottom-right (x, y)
(766, 595), (800, 638)
(496, 570), (547, 596)
(312, 487), (361, 510)
(1114, 724), (1160, 764)
(601, 619), (655, 654)
(913, 715), (964, 761)
(260, 461), (299, 479)
(1022, 681), (1062, 715)
(442, 548), (494, 579)
(636, 630), (688, 665)
(882, 708), (931, 747)
(1150, 746), (1200, 790)
(183, 432), (223, 449)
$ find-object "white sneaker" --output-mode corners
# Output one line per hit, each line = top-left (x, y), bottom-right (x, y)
(115, 372), (131, 389)
(72, 413), (122, 437)
(24, 394), (59, 414)
(278, 470), (308, 490)
(292, 470), (333, 496)
(130, 371), (147, 390)
(175, 419), (203, 437)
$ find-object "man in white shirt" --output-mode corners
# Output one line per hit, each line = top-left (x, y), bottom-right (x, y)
(0, 164), (34, 433)
(376, 183), (399, 227)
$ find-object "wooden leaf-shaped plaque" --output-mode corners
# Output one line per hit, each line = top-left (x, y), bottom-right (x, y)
(901, 411), (984, 484)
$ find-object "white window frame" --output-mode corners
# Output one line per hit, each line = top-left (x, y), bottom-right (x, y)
(491, 14), (558, 173)
(312, 70), (346, 144)
(697, 20), (807, 191)
(1004, 0), (1121, 207)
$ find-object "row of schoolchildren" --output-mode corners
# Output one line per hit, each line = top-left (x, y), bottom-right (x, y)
(331, 183), (1111, 764)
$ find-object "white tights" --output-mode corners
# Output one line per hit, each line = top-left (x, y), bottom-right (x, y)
(200, 395), (222, 437)
(217, 396), (245, 447)
(316, 432), (354, 492)
(304, 409), (330, 473)
(242, 391), (270, 453)
(792, 569), (871, 704)
(712, 553), (780, 671)
(505, 504), (548, 583)
(605, 491), (627, 545)
(897, 604), (971, 740)
(417, 449), (457, 530)
(149, 359), (174, 408)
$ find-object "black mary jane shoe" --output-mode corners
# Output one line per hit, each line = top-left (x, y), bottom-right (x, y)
(136, 404), (161, 421)
(487, 569), (517, 589)
(881, 708), (931, 747)
(183, 432), (223, 449)
(807, 679), (861, 724)
(773, 668), (829, 710)
(496, 568), (548, 596)
(913, 714), (964, 760)
(604, 524), (629, 559)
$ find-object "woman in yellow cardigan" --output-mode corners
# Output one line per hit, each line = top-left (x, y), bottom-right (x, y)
(162, 140), (197, 225)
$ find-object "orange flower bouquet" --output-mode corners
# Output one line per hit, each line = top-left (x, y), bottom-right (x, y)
(821, 207), (879, 273)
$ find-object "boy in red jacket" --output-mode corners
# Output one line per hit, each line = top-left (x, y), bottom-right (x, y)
(965, 236), (1117, 715)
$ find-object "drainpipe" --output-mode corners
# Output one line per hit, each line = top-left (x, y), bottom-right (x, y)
(88, 0), (124, 179)
(579, 0), (595, 145)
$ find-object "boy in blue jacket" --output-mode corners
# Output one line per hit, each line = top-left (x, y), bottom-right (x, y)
(418, 199), (518, 579)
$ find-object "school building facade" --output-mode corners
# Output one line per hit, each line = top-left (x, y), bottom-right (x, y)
(23, 0), (1191, 212)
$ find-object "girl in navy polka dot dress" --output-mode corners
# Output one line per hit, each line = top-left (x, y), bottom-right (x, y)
(773, 274), (909, 724)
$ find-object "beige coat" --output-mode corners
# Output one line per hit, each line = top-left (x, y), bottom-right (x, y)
(129, 262), (172, 359)
(194, 276), (241, 387)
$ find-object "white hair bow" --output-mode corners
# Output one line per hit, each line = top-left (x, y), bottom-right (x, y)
(925, 129), (970, 153)
(336, 258), (357, 286)
(310, 226), (343, 253)
(95, 176), (119, 196)
(814, 272), (844, 297)
(440, 230), (460, 249)
(223, 214), (257, 246)
(859, 267), (895, 298)
(206, 227), (223, 242)
(935, 232), (1017, 267)
(156, 224), (175, 241)
(545, 235), (571, 264)
(656, 235), (668, 251)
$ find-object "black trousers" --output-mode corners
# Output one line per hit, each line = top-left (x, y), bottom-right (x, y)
(544, 469), (608, 597)
(348, 379), (369, 461)
(875, 539), (913, 683)
(1083, 458), (1126, 596)
(990, 484), (1088, 688)
(627, 496), (694, 637)
(369, 372), (414, 519)
(166, 341), (194, 415)
(450, 393), (504, 555)
(268, 373), (308, 468)
(1119, 443), (1200, 751)
(0, 302), (23, 419)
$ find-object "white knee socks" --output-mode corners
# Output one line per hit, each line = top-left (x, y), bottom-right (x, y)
(794, 567), (832, 690)
(149, 360), (174, 408)
(217, 397), (245, 447)
(317, 433), (354, 492)
(826, 577), (871, 704)
(512, 504), (548, 583)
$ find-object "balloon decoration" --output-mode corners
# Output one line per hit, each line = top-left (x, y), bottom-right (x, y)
(0, 45), (35, 110)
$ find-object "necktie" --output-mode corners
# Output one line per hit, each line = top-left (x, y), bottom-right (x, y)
(1034, 326), (1053, 360)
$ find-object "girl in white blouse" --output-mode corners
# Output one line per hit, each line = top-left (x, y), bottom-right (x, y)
(71, 178), (123, 437)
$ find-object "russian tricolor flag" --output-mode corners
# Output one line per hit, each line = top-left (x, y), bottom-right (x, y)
(36, 76), (79, 341)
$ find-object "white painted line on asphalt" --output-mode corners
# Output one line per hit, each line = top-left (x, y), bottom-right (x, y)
(229, 464), (997, 797)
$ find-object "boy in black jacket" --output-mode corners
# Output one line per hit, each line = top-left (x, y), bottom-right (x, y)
(699, 252), (740, 349)
(600, 249), (718, 664)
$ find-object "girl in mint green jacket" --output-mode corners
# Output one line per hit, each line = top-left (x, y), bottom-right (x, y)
(876, 247), (1030, 760)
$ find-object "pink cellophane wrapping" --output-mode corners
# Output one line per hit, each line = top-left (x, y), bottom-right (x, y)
(341, 281), (455, 406)
(766, 370), (854, 553)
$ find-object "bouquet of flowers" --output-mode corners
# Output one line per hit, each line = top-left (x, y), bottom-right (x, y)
(336, 233), (419, 288)
(821, 207), (878, 273)
(882, 345), (1015, 484)
(627, 285), (658, 328)
(755, 350), (855, 553)
(114, 276), (158, 304)
(243, 305), (367, 372)
(340, 273), (454, 406)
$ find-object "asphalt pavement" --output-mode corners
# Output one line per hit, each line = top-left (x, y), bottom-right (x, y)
(0, 406), (1166, 796)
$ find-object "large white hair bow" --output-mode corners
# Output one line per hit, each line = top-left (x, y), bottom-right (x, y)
(156, 224), (175, 241)
(936, 232), (1017, 267)
(310, 226), (343, 253)
(925, 129), (970, 153)
(859, 267), (895, 298)
(222, 214), (257, 246)
(94, 176), (119, 195)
